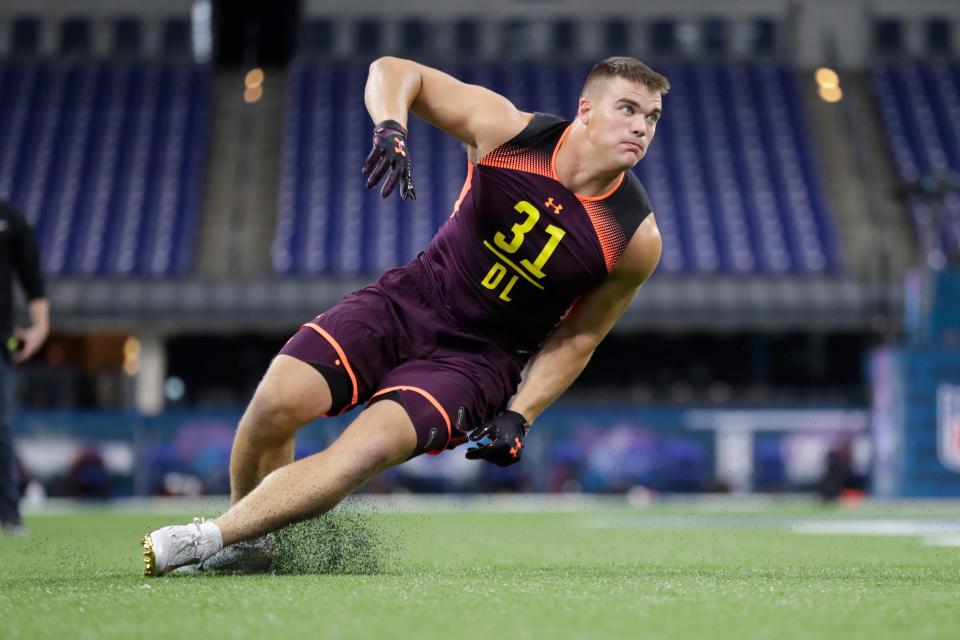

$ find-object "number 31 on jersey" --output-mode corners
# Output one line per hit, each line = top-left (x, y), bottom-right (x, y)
(481, 200), (566, 302)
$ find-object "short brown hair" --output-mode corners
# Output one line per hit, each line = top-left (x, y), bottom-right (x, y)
(580, 57), (670, 98)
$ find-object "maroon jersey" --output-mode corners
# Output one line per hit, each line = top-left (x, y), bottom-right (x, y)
(417, 113), (653, 354)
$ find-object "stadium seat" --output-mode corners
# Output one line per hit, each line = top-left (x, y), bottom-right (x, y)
(872, 60), (960, 255)
(0, 59), (211, 275)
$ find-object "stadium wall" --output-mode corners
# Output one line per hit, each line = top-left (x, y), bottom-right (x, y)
(11, 404), (868, 498)
(297, 0), (959, 68)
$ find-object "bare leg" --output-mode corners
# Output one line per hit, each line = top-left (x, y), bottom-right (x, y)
(229, 355), (333, 504)
(215, 399), (417, 546)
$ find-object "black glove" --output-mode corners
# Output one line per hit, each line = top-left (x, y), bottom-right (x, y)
(361, 119), (416, 200)
(465, 410), (530, 467)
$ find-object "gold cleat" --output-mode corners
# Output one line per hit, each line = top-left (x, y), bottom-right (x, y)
(141, 534), (157, 577)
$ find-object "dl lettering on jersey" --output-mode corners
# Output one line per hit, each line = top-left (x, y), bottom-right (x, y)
(937, 384), (960, 472)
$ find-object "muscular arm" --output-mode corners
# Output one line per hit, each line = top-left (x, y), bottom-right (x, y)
(508, 216), (662, 424)
(364, 56), (532, 159)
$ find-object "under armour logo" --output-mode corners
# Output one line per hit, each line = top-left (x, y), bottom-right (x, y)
(509, 436), (523, 458)
(544, 197), (563, 214)
(394, 139), (407, 157)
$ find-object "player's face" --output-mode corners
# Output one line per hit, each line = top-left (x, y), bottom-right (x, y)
(580, 78), (662, 170)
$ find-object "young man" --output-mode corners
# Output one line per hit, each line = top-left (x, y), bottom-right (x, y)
(142, 56), (668, 575)
(0, 201), (49, 536)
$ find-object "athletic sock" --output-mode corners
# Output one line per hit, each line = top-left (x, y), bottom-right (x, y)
(197, 520), (224, 562)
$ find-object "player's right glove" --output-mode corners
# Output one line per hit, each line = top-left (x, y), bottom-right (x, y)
(361, 119), (416, 200)
(465, 410), (530, 467)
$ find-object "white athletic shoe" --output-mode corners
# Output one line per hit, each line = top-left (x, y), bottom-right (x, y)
(141, 517), (223, 577)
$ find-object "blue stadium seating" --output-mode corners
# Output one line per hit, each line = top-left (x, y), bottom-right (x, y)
(0, 59), (210, 275)
(872, 61), (960, 255)
(275, 60), (839, 275)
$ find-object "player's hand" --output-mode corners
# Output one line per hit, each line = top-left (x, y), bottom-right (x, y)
(361, 119), (416, 200)
(12, 324), (48, 363)
(465, 410), (530, 467)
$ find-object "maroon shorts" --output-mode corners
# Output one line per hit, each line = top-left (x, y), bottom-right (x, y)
(279, 262), (527, 457)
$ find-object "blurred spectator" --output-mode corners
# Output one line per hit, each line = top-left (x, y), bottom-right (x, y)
(65, 448), (110, 500)
(817, 437), (865, 501)
(1, 201), (49, 535)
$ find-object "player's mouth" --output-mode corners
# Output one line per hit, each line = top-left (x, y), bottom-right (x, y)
(622, 141), (644, 153)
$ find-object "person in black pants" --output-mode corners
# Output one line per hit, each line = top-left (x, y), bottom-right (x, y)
(0, 201), (48, 536)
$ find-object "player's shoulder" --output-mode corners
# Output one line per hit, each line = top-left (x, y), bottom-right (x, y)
(496, 112), (569, 152)
(593, 170), (654, 260)
(609, 170), (654, 217)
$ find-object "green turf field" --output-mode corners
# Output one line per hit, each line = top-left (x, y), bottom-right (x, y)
(1, 499), (958, 639)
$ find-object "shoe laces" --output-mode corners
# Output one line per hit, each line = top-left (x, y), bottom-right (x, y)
(174, 517), (207, 560)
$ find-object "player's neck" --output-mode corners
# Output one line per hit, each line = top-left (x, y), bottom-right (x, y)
(554, 126), (624, 198)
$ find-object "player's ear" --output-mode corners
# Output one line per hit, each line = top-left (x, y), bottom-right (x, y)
(577, 98), (592, 125)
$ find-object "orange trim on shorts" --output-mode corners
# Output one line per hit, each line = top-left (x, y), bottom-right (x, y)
(372, 385), (452, 454)
(550, 124), (625, 202)
(302, 322), (359, 408)
(450, 161), (474, 218)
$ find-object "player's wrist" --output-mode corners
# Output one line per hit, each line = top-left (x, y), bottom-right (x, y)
(505, 407), (533, 428)
(374, 119), (407, 136)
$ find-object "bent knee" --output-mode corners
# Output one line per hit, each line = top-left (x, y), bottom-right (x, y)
(352, 439), (408, 472)
(333, 403), (418, 471)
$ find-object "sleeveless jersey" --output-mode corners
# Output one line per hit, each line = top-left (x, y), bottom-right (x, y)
(416, 113), (653, 354)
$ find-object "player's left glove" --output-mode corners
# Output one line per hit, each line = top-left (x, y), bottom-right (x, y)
(465, 410), (530, 467)
(361, 119), (416, 200)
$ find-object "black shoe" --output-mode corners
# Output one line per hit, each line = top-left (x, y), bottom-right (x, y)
(2, 521), (29, 537)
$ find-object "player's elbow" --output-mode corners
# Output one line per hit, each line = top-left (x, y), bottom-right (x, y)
(369, 56), (412, 76)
